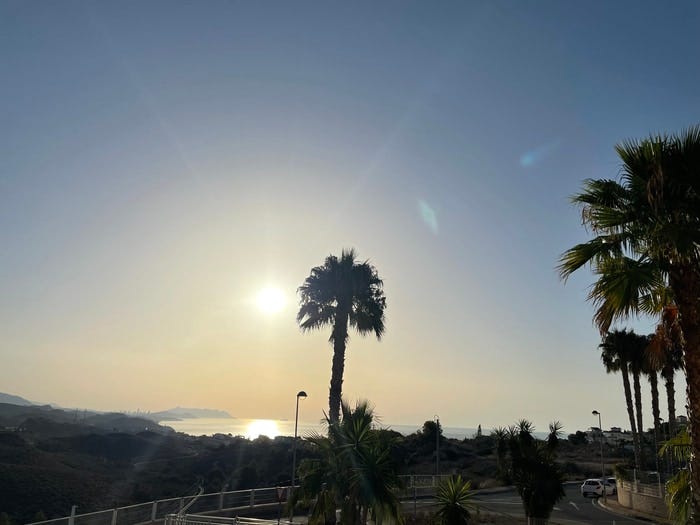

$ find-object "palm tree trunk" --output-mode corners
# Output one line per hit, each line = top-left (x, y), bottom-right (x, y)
(633, 369), (646, 468)
(663, 363), (677, 437)
(671, 266), (700, 524)
(650, 371), (660, 433)
(649, 370), (661, 470)
(621, 362), (641, 469)
(328, 312), (349, 424)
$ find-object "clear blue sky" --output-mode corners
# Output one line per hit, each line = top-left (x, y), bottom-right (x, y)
(2, 1), (699, 433)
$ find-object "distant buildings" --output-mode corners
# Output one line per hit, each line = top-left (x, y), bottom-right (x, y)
(586, 426), (634, 445)
(586, 415), (687, 445)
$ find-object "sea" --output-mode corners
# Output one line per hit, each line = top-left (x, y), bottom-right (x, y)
(162, 417), (481, 440)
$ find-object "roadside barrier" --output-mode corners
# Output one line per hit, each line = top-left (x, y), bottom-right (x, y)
(164, 515), (289, 525)
(25, 475), (449, 525)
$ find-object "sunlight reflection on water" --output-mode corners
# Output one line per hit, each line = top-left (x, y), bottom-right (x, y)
(162, 418), (484, 440)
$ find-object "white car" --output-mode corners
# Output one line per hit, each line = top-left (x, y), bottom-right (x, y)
(581, 478), (615, 497)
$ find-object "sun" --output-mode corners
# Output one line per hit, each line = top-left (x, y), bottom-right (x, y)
(245, 419), (280, 439)
(256, 286), (286, 314)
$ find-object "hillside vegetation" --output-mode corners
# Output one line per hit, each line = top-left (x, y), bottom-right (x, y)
(0, 405), (618, 524)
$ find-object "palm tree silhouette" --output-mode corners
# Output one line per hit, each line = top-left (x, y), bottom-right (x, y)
(297, 249), (386, 424)
(559, 126), (700, 518)
(600, 329), (643, 468)
(494, 420), (565, 525)
(643, 345), (662, 458)
(648, 305), (685, 438)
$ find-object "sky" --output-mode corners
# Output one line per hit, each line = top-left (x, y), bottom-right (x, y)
(2, 1), (699, 435)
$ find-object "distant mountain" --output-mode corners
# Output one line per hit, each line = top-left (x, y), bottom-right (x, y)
(0, 392), (33, 406)
(0, 403), (170, 436)
(147, 407), (234, 421)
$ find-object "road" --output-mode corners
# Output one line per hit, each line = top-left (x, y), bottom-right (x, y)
(472, 484), (660, 524)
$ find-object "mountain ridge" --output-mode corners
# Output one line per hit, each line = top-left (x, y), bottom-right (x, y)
(0, 392), (233, 421)
(145, 407), (234, 421)
(0, 392), (34, 406)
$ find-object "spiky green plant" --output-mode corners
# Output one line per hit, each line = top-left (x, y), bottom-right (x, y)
(296, 400), (403, 525)
(435, 475), (476, 525)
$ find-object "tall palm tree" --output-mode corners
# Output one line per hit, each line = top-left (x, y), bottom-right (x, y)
(645, 357), (662, 444)
(600, 330), (641, 468)
(627, 335), (649, 466)
(648, 304), (685, 438)
(559, 125), (700, 521)
(297, 249), (387, 424)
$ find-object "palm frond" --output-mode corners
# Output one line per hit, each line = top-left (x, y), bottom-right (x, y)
(666, 469), (690, 525)
(558, 238), (623, 281)
(587, 256), (666, 332)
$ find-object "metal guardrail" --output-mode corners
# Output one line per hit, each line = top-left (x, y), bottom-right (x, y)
(177, 488), (205, 517)
(165, 515), (291, 525)
(26, 487), (286, 525)
(25, 475), (448, 525)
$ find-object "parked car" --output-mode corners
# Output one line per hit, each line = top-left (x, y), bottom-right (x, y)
(580, 478), (615, 497)
(607, 477), (617, 494)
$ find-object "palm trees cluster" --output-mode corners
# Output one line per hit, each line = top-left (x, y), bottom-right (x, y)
(599, 328), (682, 470)
(295, 127), (700, 522)
(559, 125), (700, 521)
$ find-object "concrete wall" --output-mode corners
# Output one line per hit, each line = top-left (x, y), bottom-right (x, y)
(617, 480), (668, 518)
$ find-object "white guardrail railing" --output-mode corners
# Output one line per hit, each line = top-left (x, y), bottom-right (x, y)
(26, 475), (450, 525)
(164, 515), (291, 525)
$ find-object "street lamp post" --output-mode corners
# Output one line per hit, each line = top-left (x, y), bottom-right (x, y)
(290, 391), (307, 522)
(592, 410), (606, 502)
(435, 415), (440, 478)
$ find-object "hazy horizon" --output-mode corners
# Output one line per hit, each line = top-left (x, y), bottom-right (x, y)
(3, 1), (699, 433)
(3, 389), (636, 437)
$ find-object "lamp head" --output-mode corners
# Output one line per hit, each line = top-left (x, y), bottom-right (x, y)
(297, 391), (307, 399)
(592, 410), (600, 415)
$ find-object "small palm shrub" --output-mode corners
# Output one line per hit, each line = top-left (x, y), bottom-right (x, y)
(435, 475), (476, 525)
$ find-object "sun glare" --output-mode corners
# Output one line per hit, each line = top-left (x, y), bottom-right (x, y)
(256, 286), (286, 314)
(245, 419), (280, 439)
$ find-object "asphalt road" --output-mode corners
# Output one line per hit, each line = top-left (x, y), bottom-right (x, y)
(472, 484), (660, 524)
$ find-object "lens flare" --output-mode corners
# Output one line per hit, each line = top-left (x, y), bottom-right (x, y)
(520, 140), (561, 167)
(419, 200), (439, 234)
